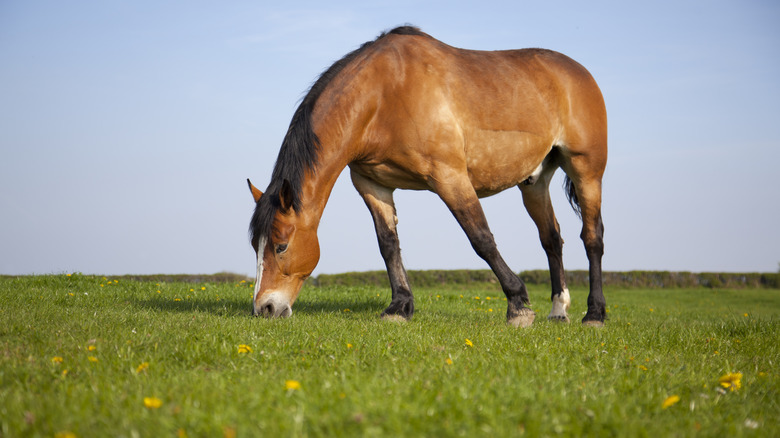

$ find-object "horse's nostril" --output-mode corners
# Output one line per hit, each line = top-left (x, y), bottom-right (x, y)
(262, 303), (275, 317)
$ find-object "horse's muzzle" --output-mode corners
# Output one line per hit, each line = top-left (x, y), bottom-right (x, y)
(253, 292), (293, 318)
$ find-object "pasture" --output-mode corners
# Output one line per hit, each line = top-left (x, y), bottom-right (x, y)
(1, 274), (778, 437)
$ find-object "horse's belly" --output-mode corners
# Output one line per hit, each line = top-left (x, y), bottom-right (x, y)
(349, 162), (431, 191)
(465, 130), (552, 197)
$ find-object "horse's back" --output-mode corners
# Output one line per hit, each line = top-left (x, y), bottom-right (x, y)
(350, 31), (606, 194)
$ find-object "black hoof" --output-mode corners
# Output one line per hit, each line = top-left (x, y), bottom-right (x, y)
(381, 297), (414, 320)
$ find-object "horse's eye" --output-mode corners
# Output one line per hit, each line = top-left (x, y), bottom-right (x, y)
(275, 243), (288, 254)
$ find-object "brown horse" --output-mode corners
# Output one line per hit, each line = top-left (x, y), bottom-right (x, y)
(248, 26), (607, 327)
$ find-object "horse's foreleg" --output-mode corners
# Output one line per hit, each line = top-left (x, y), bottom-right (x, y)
(350, 170), (414, 320)
(436, 179), (535, 327)
(519, 181), (570, 323)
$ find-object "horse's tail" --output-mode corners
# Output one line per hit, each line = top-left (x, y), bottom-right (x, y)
(563, 175), (582, 219)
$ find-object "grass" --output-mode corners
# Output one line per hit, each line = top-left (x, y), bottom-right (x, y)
(1, 274), (778, 437)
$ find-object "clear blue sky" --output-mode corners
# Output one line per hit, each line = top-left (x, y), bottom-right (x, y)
(1, 0), (779, 276)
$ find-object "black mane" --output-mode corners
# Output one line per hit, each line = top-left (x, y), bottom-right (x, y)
(249, 26), (426, 245)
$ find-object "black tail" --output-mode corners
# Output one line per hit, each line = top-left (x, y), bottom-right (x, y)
(563, 175), (582, 219)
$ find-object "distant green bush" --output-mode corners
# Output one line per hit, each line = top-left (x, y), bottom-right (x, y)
(312, 270), (780, 289)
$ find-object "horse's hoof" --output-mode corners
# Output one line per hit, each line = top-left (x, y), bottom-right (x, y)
(582, 319), (605, 327)
(547, 314), (571, 323)
(381, 313), (409, 323)
(507, 308), (536, 328)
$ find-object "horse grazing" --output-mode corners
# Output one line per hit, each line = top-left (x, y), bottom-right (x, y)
(248, 26), (607, 327)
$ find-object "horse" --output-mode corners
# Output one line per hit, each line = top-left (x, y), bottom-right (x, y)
(248, 26), (607, 327)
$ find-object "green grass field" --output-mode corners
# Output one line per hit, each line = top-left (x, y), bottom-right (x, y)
(1, 274), (778, 437)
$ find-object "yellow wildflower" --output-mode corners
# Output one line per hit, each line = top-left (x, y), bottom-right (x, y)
(718, 372), (742, 391)
(662, 395), (680, 409)
(88, 356), (98, 363)
(465, 339), (474, 347)
(638, 365), (648, 371)
(237, 344), (252, 354)
(285, 380), (301, 391)
(55, 432), (77, 438)
(347, 343), (353, 349)
(144, 397), (163, 409)
(445, 357), (453, 365)
(88, 345), (96, 351)
(136, 362), (149, 373)
(51, 356), (64, 364)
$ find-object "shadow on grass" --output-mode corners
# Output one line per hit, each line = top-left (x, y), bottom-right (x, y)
(131, 295), (385, 317)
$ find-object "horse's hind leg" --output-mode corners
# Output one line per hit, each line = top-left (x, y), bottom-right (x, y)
(565, 158), (606, 326)
(435, 177), (535, 327)
(350, 170), (414, 320)
(519, 170), (570, 323)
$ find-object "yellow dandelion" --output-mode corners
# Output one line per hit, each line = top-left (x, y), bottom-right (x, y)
(285, 380), (301, 391)
(465, 339), (474, 347)
(68, 292), (74, 296)
(237, 344), (252, 354)
(347, 343), (353, 349)
(662, 395), (680, 409)
(174, 298), (182, 302)
(445, 357), (453, 365)
(61, 369), (68, 377)
(88, 345), (96, 351)
(136, 362), (149, 373)
(88, 356), (98, 363)
(51, 356), (64, 364)
(143, 396), (163, 409)
(55, 431), (77, 438)
(201, 287), (206, 290)
(743, 313), (748, 317)
(649, 308), (654, 312)
(638, 365), (648, 371)
(223, 426), (237, 438)
(718, 372), (742, 391)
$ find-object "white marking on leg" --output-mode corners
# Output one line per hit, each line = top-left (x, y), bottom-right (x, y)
(548, 287), (571, 322)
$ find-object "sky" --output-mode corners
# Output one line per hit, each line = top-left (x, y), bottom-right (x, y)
(1, 0), (779, 277)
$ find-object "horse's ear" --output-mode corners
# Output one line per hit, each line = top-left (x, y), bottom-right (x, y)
(279, 179), (294, 212)
(247, 179), (263, 203)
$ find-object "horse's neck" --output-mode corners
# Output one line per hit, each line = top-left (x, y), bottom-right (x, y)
(297, 138), (350, 230)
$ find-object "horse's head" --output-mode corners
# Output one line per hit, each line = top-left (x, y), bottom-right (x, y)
(248, 179), (320, 318)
